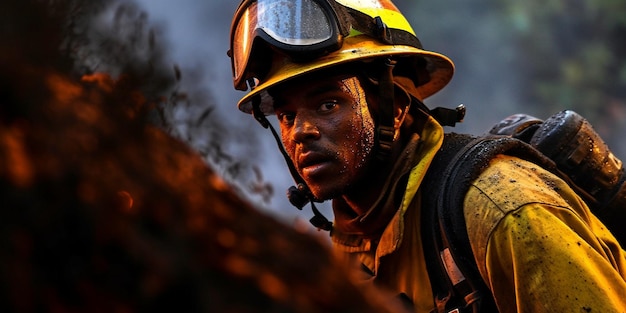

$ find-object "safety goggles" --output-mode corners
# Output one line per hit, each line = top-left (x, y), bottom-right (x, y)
(229, 0), (353, 91)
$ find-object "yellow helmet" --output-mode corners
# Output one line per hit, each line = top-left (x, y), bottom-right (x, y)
(228, 0), (455, 114)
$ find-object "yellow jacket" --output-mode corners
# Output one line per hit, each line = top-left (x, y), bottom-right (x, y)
(331, 116), (626, 313)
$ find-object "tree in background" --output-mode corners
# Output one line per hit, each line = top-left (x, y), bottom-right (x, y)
(398, 0), (625, 158)
(504, 0), (626, 157)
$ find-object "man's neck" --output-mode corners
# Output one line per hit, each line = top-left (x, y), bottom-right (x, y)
(339, 159), (394, 216)
(331, 135), (418, 236)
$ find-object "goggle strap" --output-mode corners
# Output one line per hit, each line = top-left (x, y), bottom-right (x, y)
(327, 0), (354, 36)
(343, 6), (423, 49)
(374, 16), (392, 44)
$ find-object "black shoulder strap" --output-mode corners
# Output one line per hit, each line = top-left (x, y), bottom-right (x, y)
(421, 133), (559, 313)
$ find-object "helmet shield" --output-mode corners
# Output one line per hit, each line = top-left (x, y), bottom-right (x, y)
(230, 0), (349, 91)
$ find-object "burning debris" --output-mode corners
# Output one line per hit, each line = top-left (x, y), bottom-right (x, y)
(0, 1), (406, 312)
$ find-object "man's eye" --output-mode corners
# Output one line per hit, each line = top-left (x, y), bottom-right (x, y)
(278, 112), (295, 124)
(319, 102), (338, 112)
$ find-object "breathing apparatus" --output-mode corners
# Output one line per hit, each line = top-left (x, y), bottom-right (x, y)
(228, 0), (461, 230)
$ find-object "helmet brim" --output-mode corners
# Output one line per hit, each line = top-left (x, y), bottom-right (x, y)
(236, 35), (454, 115)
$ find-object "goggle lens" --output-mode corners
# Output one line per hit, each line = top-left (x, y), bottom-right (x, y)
(231, 0), (337, 89)
(256, 0), (333, 44)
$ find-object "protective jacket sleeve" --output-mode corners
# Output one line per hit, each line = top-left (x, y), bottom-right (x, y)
(464, 154), (626, 313)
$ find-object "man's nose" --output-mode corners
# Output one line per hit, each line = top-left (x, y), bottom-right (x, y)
(293, 114), (320, 143)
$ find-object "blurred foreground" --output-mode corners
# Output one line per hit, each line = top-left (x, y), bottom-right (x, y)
(0, 1), (404, 312)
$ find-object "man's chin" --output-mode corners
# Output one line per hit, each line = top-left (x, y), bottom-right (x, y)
(308, 185), (342, 203)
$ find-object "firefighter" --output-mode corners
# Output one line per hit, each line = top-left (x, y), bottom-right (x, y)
(227, 0), (626, 312)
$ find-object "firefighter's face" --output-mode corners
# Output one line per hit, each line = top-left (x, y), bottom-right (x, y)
(272, 74), (378, 200)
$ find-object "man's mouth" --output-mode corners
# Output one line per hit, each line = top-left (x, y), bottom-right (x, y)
(298, 152), (331, 175)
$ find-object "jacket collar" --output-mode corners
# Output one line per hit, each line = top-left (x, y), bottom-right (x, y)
(331, 115), (444, 270)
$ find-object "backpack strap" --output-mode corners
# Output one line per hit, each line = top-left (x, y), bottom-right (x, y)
(421, 133), (560, 313)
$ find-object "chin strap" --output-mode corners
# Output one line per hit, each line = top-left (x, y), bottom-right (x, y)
(251, 96), (333, 231)
(375, 58), (398, 161)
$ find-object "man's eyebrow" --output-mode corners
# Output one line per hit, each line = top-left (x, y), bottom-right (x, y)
(273, 80), (346, 109)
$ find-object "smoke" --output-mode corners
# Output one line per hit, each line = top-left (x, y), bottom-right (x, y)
(131, 0), (331, 223)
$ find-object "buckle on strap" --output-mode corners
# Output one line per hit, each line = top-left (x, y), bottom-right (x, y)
(376, 125), (395, 160)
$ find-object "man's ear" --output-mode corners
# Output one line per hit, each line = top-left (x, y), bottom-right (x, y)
(393, 85), (411, 130)
(394, 104), (408, 129)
